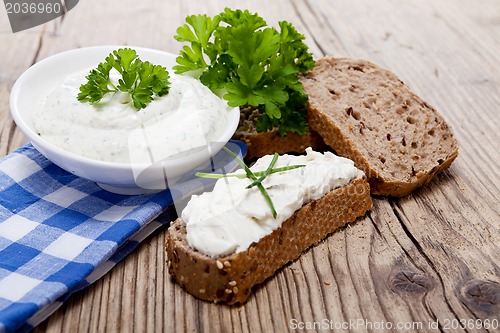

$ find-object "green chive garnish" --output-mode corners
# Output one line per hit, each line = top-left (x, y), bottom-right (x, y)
(195, 148), (305, 219)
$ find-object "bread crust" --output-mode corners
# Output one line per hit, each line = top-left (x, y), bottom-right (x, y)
(233, 128), (325, 161)
(301, 57), (459, 196)
(232, 106), (325, 160)
(166, 177), (372, 305)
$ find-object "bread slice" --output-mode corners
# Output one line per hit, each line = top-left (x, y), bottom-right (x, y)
(166, 177), (372, 305)
(232, 106), (325, 160)
(300, 57), (459, 197)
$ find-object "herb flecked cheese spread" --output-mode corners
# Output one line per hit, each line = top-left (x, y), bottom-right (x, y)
(182, 148), (364, 258)
(33, 70), (231, 164)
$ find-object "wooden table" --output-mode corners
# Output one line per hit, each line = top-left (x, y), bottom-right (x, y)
(1, 0), (499, 332)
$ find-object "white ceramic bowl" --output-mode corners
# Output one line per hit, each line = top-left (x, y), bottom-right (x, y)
(10, 45), (240, 195)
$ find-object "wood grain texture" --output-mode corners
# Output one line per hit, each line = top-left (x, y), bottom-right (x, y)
(0, 0), (498, 332)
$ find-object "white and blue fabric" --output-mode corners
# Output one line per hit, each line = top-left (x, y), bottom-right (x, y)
(0, 141), (246, 332)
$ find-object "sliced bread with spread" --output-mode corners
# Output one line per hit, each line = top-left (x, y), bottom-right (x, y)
(166, 149), (372, 304)
(166, 56), (459, 303)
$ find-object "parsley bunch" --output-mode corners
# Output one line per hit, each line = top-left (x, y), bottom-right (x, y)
(78, 48), (170, 110)
(174, 8), (315, 135)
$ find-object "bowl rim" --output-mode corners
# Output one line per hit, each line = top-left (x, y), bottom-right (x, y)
(10, 45), (240, 171)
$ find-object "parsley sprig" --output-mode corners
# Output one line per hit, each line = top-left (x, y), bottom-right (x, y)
(77, 48), (171, 110)
(174, 8), (315, 135)
(196, 147), (305, 218)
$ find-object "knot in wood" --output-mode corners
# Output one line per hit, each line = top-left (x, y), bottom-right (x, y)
(390, 271), (434, 294)
(461, 280), (500, 314)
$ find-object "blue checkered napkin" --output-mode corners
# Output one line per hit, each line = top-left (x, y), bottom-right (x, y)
(0, 141), (246, 333)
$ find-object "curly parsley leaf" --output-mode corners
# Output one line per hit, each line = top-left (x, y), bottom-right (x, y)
(174, 8), (315, 135)
(174, 14), (221, 73)
(77, 48), (170, 110)
(76, 62), (115, 104)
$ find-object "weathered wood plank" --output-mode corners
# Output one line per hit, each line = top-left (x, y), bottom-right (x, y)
(0, 0), (497, 332)
(0, 21), (50, 154)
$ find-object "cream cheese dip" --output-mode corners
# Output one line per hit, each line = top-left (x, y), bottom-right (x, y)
(182, 148), (364, 258)
(33, 69), (232, 164)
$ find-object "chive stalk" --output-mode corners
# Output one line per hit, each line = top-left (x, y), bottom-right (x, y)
(195, 148), (305, 219)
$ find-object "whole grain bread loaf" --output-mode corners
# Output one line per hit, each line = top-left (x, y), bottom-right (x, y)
(166, 177), (372, 305)
(300, 57), (459, 197)
(232, 106), (325, 160)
